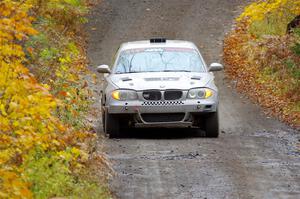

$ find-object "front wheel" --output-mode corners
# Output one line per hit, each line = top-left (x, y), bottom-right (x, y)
(204, 111), (219, 138)
(104, 111), (120, 138)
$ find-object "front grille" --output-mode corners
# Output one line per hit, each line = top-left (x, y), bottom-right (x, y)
(143, 90), (161, 100)
(142, 101), (184, 106)
(141, 113), (185, 123)
(164, 90), (182, 100)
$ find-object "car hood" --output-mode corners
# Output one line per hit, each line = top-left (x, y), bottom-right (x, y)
(109, 72), (213, 90)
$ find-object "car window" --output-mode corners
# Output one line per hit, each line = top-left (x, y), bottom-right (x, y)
(113, 48), (205, 73)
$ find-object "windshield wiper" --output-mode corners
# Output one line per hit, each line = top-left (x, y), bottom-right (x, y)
(163, 70), (191, 72)
(128, 71), (160, 73)
(115, 71), (140, 74)
(117, 70), (192, 74)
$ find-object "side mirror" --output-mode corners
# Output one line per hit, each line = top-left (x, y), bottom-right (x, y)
(96, 65), (111, 73)
(209, 63), (223, 72)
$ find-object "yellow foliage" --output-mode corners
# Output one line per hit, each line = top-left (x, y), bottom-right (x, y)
(238, 0), (300, 23)
(0, 0), (110, 197)
(0, 168), (32, 199)
(0, 0), (93, 197)
(225, 1), (300, 127)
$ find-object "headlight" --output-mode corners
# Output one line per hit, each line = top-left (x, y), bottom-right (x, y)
(187, 88), (213, 99)
(111, 90), (138, 101)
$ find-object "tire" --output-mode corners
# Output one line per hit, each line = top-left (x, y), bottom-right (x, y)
(104, 111), (120, 138)
(204, 111), (219, 138)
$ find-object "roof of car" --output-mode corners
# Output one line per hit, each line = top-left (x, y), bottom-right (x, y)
(119, 40), (198, 51)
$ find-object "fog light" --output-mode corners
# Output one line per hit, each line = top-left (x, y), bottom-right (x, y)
(197, 105), (201, 109)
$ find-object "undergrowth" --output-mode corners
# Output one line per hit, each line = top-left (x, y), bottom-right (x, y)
(224, 0), (300, 127)
(0, 0), (111, 198)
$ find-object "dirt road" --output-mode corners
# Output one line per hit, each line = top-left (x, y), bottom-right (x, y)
(86, 0), (300, 198)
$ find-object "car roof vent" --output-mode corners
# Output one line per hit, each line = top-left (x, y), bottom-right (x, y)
(150, 38), (166, 43)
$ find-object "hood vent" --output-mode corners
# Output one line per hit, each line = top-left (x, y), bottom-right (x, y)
(121, 77), (132, 82)
(144, 77), (179, 81)
(191, 76), (201, 80)
(144, 77), (161, 81)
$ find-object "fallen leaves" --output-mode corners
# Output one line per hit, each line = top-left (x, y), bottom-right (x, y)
(224, 1), (300, 128)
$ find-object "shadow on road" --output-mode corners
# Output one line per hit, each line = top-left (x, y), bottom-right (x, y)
(98, 126), (209, 139)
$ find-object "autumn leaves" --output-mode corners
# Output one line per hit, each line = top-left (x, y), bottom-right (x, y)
(0, 0), (110, 198)
(224, 0), (300, 127)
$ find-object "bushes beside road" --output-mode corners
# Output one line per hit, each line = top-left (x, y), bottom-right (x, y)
(0, 0), (111, 198)
(224, 0), (300, 127)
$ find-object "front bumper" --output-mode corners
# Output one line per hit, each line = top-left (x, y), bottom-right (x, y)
(105, 99), (218, 127)
(107, 98), (217, 114)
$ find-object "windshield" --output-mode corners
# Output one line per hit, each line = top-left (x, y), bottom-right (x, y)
(113, 48), (206, 74)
